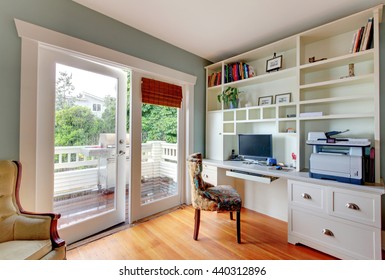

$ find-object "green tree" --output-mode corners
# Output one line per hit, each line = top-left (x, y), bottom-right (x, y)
(101, 95), (116, 133)
(55, 106), (103, 146)
(100, 71), (131, 133)
(55, 71), (76, 110)
(141, 104), (177, 143)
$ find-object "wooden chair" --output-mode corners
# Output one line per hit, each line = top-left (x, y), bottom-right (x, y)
(187, 153), (242, 243)
(0, 160), (66, 259)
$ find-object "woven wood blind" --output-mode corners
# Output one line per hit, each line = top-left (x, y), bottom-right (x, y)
(141, 78), (182, 108)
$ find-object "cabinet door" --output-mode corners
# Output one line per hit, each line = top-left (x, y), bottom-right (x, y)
(206, 111), (223, 160)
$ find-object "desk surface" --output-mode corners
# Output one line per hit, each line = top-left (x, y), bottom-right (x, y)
(203, 158), (385, 195)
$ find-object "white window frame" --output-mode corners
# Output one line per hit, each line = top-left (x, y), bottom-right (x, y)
(15, 19), (196, 214)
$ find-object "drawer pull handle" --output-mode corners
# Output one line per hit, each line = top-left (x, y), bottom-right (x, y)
(322, 229), (334, 237)
(301, 193), (312, 199)
(345, 203), (360, 211)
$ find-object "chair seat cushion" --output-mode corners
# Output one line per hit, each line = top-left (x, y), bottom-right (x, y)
(199, 185), (242, 212)
(0, 239), (52, 260)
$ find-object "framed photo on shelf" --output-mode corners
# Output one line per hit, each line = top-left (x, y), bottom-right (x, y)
(266, 53), (282, 72)
(258, 96), (273, 106)
(275, 92), (291, 104)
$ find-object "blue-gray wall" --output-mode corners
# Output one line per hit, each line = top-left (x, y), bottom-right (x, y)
(0, 0), (210, 160)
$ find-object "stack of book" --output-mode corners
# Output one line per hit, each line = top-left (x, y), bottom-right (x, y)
(208, 71), (222, 87)
(350, 17), (374, 53)
(224, 62), (255, 83)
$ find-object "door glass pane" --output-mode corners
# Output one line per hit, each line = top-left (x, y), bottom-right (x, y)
(53, 63), (119, 229)
(141, 104), (178, 205)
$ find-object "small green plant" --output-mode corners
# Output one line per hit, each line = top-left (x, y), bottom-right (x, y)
(217, 87), (239, 108)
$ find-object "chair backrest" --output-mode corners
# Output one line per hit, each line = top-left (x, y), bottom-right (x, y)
(187, 153), (205, 191)
(0, 160), (21, 242)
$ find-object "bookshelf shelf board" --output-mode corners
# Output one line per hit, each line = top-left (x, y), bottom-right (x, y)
(299, 113), (374, 121)
(300, 49), (374, 70)
(299, 95), (373, 105)
(207, 84), (222, 91)
(299, 73), (374, 89)
(224, 67), (297, 88)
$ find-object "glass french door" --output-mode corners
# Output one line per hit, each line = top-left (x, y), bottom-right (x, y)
(130, 73), (183, 221)
(39, 46), (128, 244)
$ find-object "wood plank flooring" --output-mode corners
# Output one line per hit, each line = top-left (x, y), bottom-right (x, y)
(66, 206), (338, 260)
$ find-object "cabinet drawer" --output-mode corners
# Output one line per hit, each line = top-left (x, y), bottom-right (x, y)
(330, 189), (380, 227)
(288, 180), (325, 213)
(290, 209), (381, 259)
(202, 165), (217, 185)
(203, 163), (217, 171)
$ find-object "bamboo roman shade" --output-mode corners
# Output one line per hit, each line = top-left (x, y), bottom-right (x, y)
(141, 78), (182, 108)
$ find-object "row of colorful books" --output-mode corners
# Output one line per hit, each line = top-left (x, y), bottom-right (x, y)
(208, 71), (222, 87)
(224, 62), (255, 83)
(208, 62), (257, 87)
(350, 17), (373, 53)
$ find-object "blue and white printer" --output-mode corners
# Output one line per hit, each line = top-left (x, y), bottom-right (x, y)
(306, 131), (371, 185)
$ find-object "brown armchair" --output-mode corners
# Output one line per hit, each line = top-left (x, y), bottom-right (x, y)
(187, 153), (242, 243)
(0, 160), (66, 259)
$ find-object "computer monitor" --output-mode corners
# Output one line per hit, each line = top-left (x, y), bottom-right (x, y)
(238, 134), (273, 161)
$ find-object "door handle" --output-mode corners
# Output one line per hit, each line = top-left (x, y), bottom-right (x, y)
(118, 150), (126, 156)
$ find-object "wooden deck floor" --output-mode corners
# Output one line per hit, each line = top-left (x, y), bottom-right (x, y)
(54, 177), (176, 227)
(66, 205), (339, 260)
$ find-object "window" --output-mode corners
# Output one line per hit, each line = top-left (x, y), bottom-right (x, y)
(93, 103), (101, 111)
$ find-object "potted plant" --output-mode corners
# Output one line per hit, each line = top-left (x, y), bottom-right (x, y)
(217, 86), (239, 109)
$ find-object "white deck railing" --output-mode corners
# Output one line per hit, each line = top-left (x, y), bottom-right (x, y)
(54, 141), (177, 196)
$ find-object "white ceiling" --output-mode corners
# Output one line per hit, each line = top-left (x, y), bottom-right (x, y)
(73, 0), (384, 62)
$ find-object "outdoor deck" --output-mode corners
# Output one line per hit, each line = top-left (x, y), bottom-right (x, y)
(54, 141), (177, 228)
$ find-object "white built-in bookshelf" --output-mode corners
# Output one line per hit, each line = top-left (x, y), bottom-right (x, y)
(205, 5), (382, 184)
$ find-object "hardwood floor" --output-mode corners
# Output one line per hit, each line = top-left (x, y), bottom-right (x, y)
(66, 205), (337, 260)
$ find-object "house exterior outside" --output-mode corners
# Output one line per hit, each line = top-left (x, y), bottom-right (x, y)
(75, 92), (106, 118)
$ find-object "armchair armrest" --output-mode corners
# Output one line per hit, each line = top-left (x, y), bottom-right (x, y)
(12, 161), (65, 248)
(18, 210), (65, 248)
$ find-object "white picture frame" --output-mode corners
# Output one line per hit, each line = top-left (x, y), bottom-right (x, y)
(275, 92), (291, 104)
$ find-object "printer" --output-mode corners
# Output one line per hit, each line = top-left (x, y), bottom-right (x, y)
(306, 131), (371, 185)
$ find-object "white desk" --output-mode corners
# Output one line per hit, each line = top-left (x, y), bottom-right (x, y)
(203, 158), (385, 195)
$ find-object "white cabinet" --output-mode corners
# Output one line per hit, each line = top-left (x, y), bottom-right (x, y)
(202, 163), (233, 186)
(288, 179), (382, 259)
(206, 111), (223, 160)
(206, 111), (237, 161)
(205, 5), (382, 182)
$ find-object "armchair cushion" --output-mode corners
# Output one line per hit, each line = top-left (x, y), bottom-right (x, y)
(0, 240), (52, 260)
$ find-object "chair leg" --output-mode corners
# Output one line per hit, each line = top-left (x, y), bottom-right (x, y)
(193, 209), (201, 241)
(236, 210), (241, 244)
(230, 212), (233, 220)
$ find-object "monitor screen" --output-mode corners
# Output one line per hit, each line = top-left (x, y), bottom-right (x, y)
(238, 134), (272, 161)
